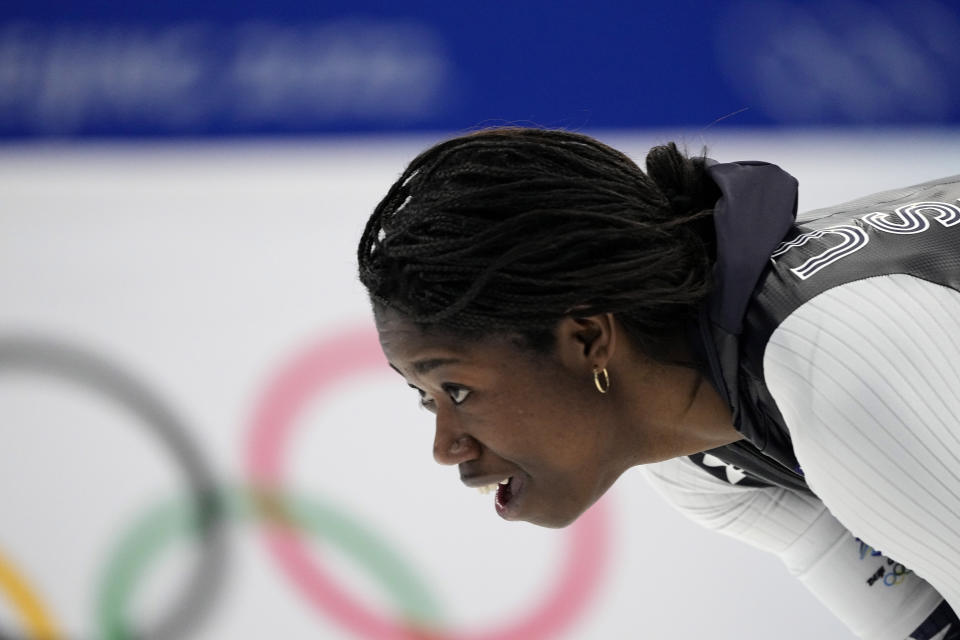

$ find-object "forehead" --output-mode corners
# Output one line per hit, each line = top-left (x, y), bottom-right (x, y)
(374, 306), (523, 372)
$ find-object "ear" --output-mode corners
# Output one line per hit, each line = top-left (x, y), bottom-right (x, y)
(553, 313), (617, 372)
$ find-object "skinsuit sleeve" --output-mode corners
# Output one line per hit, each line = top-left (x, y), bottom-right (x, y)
(644, 453), (955, 639)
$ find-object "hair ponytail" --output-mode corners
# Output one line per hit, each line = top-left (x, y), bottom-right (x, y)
(644, 142), (720, 257)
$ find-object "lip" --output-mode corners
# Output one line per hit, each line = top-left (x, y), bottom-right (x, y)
(459, 472), (514, 489)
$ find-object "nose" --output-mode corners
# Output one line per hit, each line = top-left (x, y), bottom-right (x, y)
(432, 405), (479, 465)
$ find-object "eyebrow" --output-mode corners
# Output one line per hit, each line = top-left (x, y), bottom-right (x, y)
(388, 358), (461, 376)
(412, 358), (461, 374)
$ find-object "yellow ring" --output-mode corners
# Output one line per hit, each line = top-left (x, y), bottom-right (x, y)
(0, 548), (62, 639)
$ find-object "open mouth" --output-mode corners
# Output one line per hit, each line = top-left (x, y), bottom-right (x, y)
(495, 477), (513, 510)
(495, 475), (525, 517)
(473, 475), (525, 518)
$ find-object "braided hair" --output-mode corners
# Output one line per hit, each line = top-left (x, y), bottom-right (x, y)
(357, 127), (721, 357)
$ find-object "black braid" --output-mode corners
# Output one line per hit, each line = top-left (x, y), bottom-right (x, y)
(357, 127), (721, 356)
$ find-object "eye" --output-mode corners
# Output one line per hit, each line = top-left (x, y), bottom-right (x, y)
(444, 384), (471, 405)
(409, 384), (436, 412)
(408, 383), (469, 410)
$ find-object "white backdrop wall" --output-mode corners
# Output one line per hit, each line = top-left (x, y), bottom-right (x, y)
(0, 129), (956, 640)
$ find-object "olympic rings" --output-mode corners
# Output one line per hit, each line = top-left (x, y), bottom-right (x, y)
(245, 326), (611, 640)
(0, 337), (227, 640)
(0, 548), (61, 640)
(96, 487), (445, 639)
(883, 563), (911, 587)
(1, 329), (610, 639)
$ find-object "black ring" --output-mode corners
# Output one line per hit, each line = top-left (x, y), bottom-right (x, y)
(0, 336), (228, 640)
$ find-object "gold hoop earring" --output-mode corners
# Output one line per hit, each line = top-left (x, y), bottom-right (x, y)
(593, 367), (610, 394)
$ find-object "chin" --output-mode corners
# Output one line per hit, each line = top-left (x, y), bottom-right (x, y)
(524, 506), (585, 529)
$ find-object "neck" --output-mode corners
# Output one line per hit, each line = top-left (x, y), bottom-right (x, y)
(615, 353), (742, 467)
(679, 372), (742, 452)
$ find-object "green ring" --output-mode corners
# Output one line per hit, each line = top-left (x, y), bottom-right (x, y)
(95, 487), (445, 639)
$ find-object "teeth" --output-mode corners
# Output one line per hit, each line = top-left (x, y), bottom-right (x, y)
(477, 478), (511, 495)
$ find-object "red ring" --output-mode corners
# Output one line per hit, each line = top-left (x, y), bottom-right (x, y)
(246, 325), (611, 639)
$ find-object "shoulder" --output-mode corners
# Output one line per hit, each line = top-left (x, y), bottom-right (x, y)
(763, 274), (960, 392)
(762, 273), (960, 474)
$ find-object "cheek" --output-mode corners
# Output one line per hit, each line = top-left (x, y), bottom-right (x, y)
(504, 378), (608, 459)
(537, 369), (605, 422)
(472, 354), (606, 449)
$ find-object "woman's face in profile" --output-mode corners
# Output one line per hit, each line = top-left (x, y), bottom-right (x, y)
(374, 305), (630, 529)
